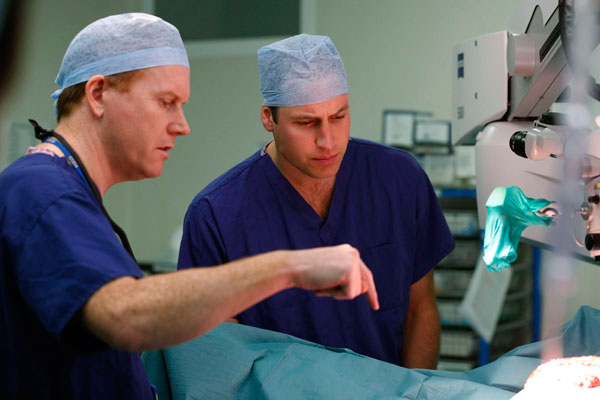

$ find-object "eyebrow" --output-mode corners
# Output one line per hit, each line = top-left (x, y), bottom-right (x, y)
(334, 105), (349, 114)
(289, 104), (349, 120)
(157, 90), (188, 104)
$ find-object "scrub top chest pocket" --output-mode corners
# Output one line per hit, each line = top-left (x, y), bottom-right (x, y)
(359, 242), (412, 311)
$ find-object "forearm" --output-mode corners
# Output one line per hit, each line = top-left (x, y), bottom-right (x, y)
(83, 250), (295, 351)
(400, 300), (440, 369)
(82, 244), (378, 352)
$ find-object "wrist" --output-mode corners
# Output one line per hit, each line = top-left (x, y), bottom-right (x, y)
(277, 249), (305, 289)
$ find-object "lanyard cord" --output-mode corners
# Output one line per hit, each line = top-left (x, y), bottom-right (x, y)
(43, 137), (90, 187)
(28, 119), (137, 262)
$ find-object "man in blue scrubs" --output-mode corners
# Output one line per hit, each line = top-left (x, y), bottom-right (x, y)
(0, 17), (378, 400)
(179, 34), (454, 367)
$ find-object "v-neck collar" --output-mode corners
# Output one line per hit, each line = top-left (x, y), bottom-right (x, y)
(261, 140), (355, 243)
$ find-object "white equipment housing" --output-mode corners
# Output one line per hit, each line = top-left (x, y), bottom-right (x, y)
(452, 0), (600, 261)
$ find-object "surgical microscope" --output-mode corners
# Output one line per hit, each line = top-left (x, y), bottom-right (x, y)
(452, 0), (600, 263)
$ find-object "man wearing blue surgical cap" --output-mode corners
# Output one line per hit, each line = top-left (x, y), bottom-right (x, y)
(179, 34), (454, 367)
(0, 16), (378, 399)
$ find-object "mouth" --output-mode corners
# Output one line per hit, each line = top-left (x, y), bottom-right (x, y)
(312, 154), (338, 165)
(158, 146), (173, 158)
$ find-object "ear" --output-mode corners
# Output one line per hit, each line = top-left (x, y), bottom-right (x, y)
(260, 106), (274, 132)
(85, 75), (108, 118)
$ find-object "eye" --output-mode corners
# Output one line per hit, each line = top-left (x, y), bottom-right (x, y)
(333, 113), (346, 120)
(296, 120), (313, 126)
(160, 99), (174, 108)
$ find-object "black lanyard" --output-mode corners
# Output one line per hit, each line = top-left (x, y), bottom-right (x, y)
(28, 119), (137, 262)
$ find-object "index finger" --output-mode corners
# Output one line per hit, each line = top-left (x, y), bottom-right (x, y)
(360, 260), (379, 310)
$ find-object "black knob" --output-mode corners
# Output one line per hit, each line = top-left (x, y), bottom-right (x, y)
(509, 132), (528, 158)
(585, 233), (600, 250)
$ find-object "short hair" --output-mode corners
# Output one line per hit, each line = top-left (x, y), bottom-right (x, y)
(268, 106), (280, 124)
(56, 70), (143, 122)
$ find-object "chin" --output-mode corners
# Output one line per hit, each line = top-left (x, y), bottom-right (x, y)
(140, 166), (164, 180)
(310, 170), (338, 180)
(316, 164), (342, 178)
(147, 169), (163, 179)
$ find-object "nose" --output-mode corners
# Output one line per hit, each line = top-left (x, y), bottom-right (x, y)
(169, 107), (191, 136)
(315, 121), (335, 150)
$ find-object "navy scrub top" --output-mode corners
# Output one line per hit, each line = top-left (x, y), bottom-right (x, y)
(0, 154), (154, 399)
(179, 138), (454, 364)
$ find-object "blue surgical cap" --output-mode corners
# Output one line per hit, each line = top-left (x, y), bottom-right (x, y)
(52, 13), (189, 110)
(258, 34), (348, 107)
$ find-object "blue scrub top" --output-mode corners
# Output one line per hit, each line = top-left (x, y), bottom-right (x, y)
(0, 154), (154, 399)
(179, 138), (454, 364)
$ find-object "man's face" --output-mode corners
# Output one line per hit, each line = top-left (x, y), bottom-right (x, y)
(263, 94), (350, 182)
(100, 65), (191, 181)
